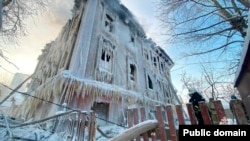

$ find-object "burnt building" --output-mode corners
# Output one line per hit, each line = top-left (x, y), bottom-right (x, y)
(15, 0), (180, 125)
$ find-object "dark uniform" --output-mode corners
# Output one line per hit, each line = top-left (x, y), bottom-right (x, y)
(189, 92), (205, 125)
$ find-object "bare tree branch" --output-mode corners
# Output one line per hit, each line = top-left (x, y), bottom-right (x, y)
(237, 0), (250, 8)
(156, 0), (248, 76)
(184, 40), (243, 57)
(0, 0), (50, 71)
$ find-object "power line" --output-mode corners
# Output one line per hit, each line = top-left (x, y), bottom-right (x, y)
(0, 82), (127, 128)
(0, 74), (33, 106)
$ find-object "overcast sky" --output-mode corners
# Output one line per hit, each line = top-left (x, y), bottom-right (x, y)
(0, 0), (188, 97)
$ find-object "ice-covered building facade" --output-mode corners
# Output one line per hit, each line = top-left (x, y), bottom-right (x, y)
(15, 0), (180, 124)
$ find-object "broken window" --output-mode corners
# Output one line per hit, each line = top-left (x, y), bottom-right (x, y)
(165, 86), (172, 103)
(153, 57), (157, 67)
(153, 56), (159, 72)
(130, 33), (135, 44)
(158, 57), (165, 74)
(104, 14), (113, 32)
(160, 62), (164, 72)
(148, 75), (153, 89)
(131, 36), (134, 43)
(129, 64), (136, 81)
(100, 41), (113, 72)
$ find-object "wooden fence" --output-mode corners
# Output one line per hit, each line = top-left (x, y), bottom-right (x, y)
(49, 100), (248, 140)
(2, 100), (247, 141)
(110, 99), (249, 141)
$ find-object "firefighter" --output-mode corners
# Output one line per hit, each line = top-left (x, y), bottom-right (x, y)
(188, 89), (206, 125)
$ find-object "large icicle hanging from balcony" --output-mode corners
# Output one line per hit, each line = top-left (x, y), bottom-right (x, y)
(14, 70), (165, 120)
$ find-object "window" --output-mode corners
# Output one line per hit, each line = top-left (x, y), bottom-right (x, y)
(129, 34), (136, 46)
(104, 14), (113, 32)
(129, 64), (136, 81)
(148, 75), (153, 89)
(159, 58), (165, 74)
(153, 57), (157, 67)
(131, 36), (135, 43)
(100, 41), (113, 72)
(144, 49), (149, 60)
(160, 62), (164, 72)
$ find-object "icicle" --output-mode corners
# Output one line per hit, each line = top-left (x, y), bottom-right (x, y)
(76, 81), (83, 97)
(64, 79), (73, 104)
(69, 80), (76, 102)
(67, 81), (74, 103)
(81, 82), (86, 97)
(59, 78), (69, 103)
(70, 80), (77, 101)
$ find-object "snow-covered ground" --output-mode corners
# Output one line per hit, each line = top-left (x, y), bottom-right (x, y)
(0, 124), (127, 141)
(0, 115), (126, 141)
(0, 114), (237, 141)
(0, 124), (63, 141)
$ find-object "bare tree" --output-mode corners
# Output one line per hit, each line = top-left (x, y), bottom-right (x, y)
(180, 71), (204, 91)
(156, 0), (249, 75)
(180, 64), (239, 102)
(200, 63), (237, 101)
(0, 0), (50, 68)
(1, 0), (50, 43)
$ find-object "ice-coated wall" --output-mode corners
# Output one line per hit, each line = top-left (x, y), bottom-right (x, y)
(13, 0), (180, 123)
